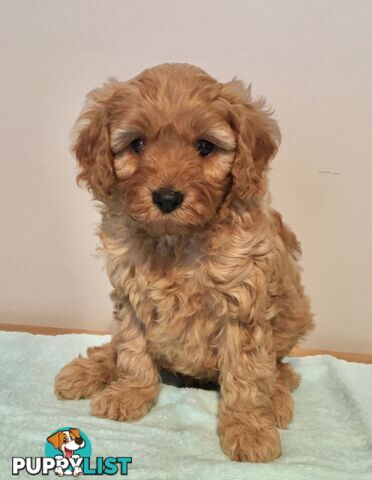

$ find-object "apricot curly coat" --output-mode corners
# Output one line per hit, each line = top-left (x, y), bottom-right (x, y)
(55, 63), (313, 462)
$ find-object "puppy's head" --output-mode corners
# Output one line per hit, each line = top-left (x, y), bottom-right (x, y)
(47, 429), (85, 458)
(72, 63), (279, 234)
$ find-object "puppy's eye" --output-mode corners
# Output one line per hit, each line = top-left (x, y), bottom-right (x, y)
(130, 138), (145, 154)
(196, 139), (214, 157)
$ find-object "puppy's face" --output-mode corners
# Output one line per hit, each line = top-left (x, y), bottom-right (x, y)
(73, 64), (280, 234)
(47, 429), (85, 458)
(109, 73), (237, 234)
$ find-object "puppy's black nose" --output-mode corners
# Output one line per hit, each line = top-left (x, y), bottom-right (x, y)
(75, 437), (83, 445)
(152, 188), (184, 213)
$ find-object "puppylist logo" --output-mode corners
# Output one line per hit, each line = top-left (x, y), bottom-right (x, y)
(12, 427), (132, 476)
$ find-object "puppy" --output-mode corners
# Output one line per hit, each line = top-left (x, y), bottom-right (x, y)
(47, 429), (85, 476)
(47, 429), (85, 458)
(55, 64), (313, 462)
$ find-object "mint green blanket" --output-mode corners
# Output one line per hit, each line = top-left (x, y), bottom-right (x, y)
(0, 331), (371, 479)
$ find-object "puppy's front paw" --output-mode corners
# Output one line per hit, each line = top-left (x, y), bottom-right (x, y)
(220, 424), (281, 462)
(73, 466), (83, 477)
(90, 381), (158, 421)
(219, 408), (281, 462)
(54, 465), (64, 477)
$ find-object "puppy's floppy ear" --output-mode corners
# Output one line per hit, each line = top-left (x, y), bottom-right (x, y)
(221, 80), (280, 200)
(69, 428), (81, 439)
(47, 431), (64, 450)
(72, 84), (116, 197)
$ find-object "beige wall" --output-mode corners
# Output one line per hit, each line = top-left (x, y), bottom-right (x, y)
(1, 0), (371, 353)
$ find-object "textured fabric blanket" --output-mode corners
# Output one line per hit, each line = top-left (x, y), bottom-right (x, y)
(0, 331), (371, 479)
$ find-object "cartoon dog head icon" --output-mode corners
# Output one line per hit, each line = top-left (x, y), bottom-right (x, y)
(47, 428), (85, 458)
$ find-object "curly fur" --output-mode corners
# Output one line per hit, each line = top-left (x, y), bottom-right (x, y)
(55, 63), (313, 462)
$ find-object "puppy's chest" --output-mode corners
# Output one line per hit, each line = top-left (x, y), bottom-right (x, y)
(108, 231), (270, 375)
(112, 234), (263, 328)
(122, 242), (227, 375)
(127, 241), (217, 323)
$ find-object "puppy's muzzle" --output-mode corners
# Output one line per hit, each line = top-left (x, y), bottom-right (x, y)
(152, 187), (184, 213)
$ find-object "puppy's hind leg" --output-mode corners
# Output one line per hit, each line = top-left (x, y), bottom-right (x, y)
(276, 361), (300, 391)
(55, 343), (117, 400)
(272, 361), (300, 429)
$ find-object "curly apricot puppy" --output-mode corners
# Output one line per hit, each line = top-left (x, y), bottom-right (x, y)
(55, 63), (313, 462)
